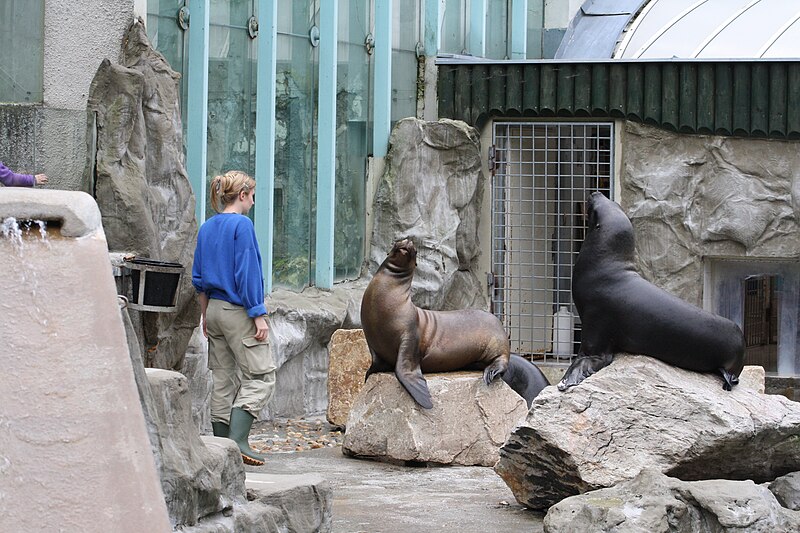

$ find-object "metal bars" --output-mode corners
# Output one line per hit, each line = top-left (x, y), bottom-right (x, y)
(491, 121), (614, 362)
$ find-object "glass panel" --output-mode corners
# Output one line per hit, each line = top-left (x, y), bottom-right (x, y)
(441, 0), (465, 54)
(206, 0), (257, 222)
(392, 0), (419, 122)
(146, 0), (188, 133)
(273, 2), (318, 289)
(0, 0), (43, 102)
(486, 0), (508, 59)
(526, 0), (545, 59)
(334, 0), (370, 281)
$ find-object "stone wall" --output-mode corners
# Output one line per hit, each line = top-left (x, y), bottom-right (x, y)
(620, 121), (800, 306)
(0, 1), (134, 192)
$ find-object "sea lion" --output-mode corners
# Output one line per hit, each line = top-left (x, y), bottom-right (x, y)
(361, 238), (548, 408)
(558, 192), (745, 392)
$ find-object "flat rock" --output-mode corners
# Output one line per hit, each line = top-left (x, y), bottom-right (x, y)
(343, 372), (528, 466)
(326, 329), (371, 428)
(543, 468), (800, 533)
(495, 355), (800, 510)
(246, 472), (333, 533)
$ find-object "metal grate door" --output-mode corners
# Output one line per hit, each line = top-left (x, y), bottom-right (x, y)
(491, 122), (614, 362)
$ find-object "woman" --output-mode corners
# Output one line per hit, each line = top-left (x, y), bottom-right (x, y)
(192, 170), (275, 466)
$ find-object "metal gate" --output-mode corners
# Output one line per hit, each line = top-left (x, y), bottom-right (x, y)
(490, 122), (614, 361)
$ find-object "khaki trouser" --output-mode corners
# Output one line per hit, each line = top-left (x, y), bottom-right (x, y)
(206, 299), (276, 423)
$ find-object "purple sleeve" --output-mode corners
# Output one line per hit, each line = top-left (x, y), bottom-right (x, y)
(0, 162), (35, 187)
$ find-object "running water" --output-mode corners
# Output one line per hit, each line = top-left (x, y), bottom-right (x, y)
(2, 217), (50, 325)
(1, 217), (50, 252)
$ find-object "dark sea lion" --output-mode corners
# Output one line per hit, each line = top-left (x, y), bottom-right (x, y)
(558, 192), (745, 392)
(361, 238), (548, 408)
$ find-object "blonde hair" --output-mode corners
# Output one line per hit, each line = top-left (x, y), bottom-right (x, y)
(209, 170), (256, 213)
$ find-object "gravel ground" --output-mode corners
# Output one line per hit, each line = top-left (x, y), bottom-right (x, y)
(250, 416), (345, 454)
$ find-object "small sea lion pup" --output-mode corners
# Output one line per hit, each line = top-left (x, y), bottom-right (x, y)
(558, 192), (745, 392)
(361, 238), (549, 409)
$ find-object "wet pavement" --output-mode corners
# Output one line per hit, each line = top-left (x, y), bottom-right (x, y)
(246, 417), (545, 533)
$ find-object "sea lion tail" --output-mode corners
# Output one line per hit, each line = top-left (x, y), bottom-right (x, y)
(502, 355), (550, 407)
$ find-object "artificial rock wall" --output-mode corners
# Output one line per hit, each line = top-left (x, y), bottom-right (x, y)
(87, 18), (199, 371)
(620, 121), (800, 306)
(369, 117), (489, 311)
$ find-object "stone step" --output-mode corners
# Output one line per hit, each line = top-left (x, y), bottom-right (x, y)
(245, 472), (333, 533)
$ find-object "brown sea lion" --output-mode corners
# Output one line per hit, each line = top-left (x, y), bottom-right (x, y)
(558, 192), (745, 392)
(361, 238), (548, 409)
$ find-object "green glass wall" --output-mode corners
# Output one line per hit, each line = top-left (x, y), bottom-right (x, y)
(206, 0), (258, 220)
(0, 0), (43, 102)
(334, 0), (371, 280)
(441, 0), (465, 54)
(392, 0), (420, 122)
(273, 2), (318, 288)
(146, 0), (188, 130)
(486, 0), (509, 59)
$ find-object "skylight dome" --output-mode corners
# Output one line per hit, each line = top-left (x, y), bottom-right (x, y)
(615, 0), (800, 59)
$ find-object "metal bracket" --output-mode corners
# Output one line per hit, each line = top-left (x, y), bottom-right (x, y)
(248, 15), (258, 39)
(364, 33), (375, 55)
(177, 6), (189, 30)
(309, 25), (320, 47)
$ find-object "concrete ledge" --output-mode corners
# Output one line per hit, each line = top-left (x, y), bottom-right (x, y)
(0, 189), (102, 237)
(246, 473), (333, 533)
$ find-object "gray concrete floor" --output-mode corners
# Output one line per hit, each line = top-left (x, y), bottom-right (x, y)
(248, 446), (545, 533)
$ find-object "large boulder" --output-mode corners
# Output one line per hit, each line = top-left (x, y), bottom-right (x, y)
(343, 372), (528, 466)
(495, 355), (800, 510)
(369, 118), (487, 311)
(543, 468), (800, 533)
(326, 329), (371, 428)
(86, 18), (198, 370)
(769, 472), (800, 511)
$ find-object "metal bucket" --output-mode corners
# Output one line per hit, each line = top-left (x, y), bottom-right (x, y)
(124, 258), (184, 312)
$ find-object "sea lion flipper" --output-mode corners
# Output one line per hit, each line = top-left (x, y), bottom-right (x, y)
(719, 367), (740, 391)
(395, 336), (433, 409)
(557, 353), (613, 391)
(395, 364), (433, 409)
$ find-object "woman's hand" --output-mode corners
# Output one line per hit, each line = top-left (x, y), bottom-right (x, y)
(254, 315), (269, 341)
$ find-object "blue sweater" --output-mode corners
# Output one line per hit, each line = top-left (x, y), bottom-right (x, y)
(192, 213), (267, 317)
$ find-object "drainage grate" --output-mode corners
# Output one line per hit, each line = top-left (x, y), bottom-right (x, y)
(491, 122), (614, 362)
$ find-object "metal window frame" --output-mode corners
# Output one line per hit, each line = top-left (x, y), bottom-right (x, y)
(491, 120), (615, 363)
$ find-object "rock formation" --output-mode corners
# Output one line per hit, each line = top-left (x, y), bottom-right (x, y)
(326, 329), (371, 428)
(543, 468), (800, 533)
(369, 118), (488, 311)
(343, 372), (528, 467)
(86, 18), (198, 370)
(495, 355), (800, 510)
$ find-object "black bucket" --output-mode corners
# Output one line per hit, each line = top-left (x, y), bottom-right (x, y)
(125, 258), (184, 312)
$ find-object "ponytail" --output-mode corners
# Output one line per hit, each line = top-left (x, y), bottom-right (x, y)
(209, 170), (256, 213)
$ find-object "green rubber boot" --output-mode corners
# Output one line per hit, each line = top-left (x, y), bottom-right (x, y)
(211, 421), (229, 438)
(229, 407), (265, 466)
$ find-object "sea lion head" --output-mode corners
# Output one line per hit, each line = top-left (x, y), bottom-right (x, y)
(386, 238), (417, 271)
(584, 192), (635, 260)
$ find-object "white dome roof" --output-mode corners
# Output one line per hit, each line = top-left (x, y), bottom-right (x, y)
(614, 0), (800, 59)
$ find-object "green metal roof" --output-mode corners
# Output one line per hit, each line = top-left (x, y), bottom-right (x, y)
(437, 59), (800, 139)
